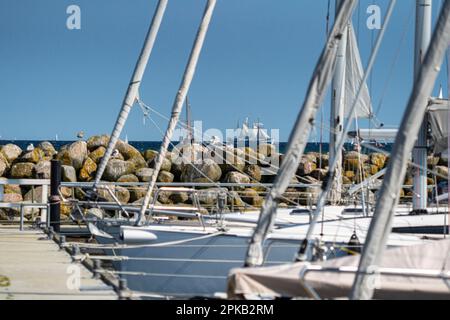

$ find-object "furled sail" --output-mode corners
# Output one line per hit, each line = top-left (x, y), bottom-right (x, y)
(344, 24), (373, 119)
(428, 99), (450, 153)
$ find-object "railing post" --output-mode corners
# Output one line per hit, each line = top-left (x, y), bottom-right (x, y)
(20, 204), (24, 231)
(41, 183), (49, 223)
(0, 184), (4, 202)
(50, 160), (61, 233)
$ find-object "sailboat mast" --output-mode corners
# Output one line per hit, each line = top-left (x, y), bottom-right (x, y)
(329, 0), (348, 204)
(186, 96), (193, 142)
(412, 0), (432, 213)
(93, 0), (168, 188)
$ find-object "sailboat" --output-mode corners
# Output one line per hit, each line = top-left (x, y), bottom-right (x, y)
(81, 0), (450, 298)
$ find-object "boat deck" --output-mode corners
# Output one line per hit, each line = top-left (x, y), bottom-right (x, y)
(0, 224), (117, 300)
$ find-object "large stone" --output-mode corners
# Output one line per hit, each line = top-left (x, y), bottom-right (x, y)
(1, 144), (22, 163)
(61, 165), (77, 182)
(116, 140), (142, 160)
(181, 159), (222, 183)
(38, 141), (57, 158)
(225, 171), (250, 184)
(135, 168), (155, 182)
(87, 135), (110, 151)
(148, 157), (172, 173)
(297, 158), (317, 176)
(170, 192), (189, 204)
(34, 161), (51, 179)
(370, 153), (387, 169)
(219, 147), (246, 174)
(158, 191), (173, 204)
(117, 174), (139, 183)
(58, 141), (88, 170)
(89, 147), (106, 164)
(436, 166), (449, 182)
(195, 188), (223, 205)
(79, 157), (97, 181)
(3, 183), (21, 195)
(96, 185), (130, 204)
(3, 193), (23, 203)
(227, 191), (246, 208)
(11, 163), (35, 178)
(240, 188), (263, 206)
(0, 159), (6, 177)
(310, 169), (327, 181)
(20, 148), (44, 164)
(244, 164), (262, 182)
(103, 160), (135, 182)
(143, 149), (159, 162)
(158, 171), (174, 183)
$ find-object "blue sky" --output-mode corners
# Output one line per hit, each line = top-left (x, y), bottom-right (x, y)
(0, 0), (448, 141)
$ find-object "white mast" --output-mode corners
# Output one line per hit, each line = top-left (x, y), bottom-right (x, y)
(351, 0), (450, 300)
(244, 0), (358, 267)
(93, 0), (168, 188)
(412, 0), (432, 214)
(136, 0), (217, 225)
(329, 0), (348, 204)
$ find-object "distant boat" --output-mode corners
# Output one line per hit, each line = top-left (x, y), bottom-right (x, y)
(26, 143), (34, 151)
(229, 118), (273, 148)
(124, 134), (129, 144)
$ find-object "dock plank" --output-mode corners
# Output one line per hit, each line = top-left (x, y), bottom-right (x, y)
(0, 225), (117, 300)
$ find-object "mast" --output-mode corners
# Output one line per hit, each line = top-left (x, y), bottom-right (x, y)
(136, 0), (217, 225)
(185, 96), (193, 142)
(412, 0), (432, 214)
(351, 0), (450, 300)
(93, 0), (168, 188)
(329, 0), (348, 205)
(244, 0), (358, 267)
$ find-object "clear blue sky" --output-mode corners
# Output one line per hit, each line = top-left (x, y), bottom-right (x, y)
(0, 0), (448, 141)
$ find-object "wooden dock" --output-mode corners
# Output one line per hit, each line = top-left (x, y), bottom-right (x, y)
(0, 225), (117, 300)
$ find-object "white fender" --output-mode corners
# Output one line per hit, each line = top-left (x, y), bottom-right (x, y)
(120, 227), (158, 244)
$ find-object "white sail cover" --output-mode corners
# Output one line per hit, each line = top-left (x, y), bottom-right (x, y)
(228, 239), (450, 300)
(428, 99), (450, 153)
(344, 25), (373, 119)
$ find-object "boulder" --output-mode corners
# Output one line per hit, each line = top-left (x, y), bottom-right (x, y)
(129, 187), (147, 203)
(0, 159), (6, 177)
(240, 188), (263, 206)
(79, 157), (97, 181)
(117, 174), (139, 183)
(181, 159), (222, 183)
(170, 192), (189, 204)
(3, 193), (23, 203)
(224, 171), (250, 184)
(195, 188), (223, 205)
(1, 144), (22, 163)
(61, 165), (77, 182)
(89, 146), (106, 164)
(344, 151), (369, 170)
(34, 160), (51, 179)
(58, 141), (88, 170)
(318, 154), (329, 169)
(96, 185), (130, 204)
(227, 191), (246, 208)
(103, 159), (135, 182)
(87, 135), (110, 151)
(310, 169), (327, 181)
(219, 147), (246, 174)
(116, 140), (142, 159)
(135, 168), (155, 182)
(170, 162), (184, 181)
(157, 171), (174, 183)
(370, 153), (388, 169)
(244, 164), (262, 182)
(158, 191), (173, 204)
(143, 149), (159, 162)
(3, 183), (21, 195)
(10, 163), (35, 178)
(436, 166), (449, 182)
(297, 158), (317, 176)
(148, 157), (172, 173)
(38, 141), (57, 158)
(20, 148), (45, 164)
